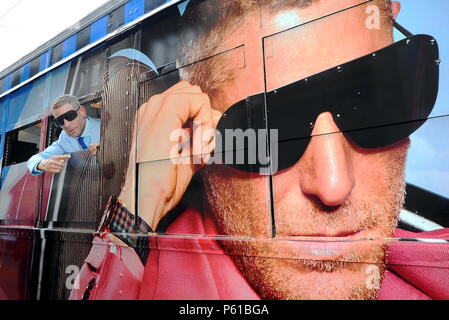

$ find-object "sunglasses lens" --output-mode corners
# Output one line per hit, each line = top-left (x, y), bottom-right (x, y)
(54, 110), (78, 127)
(53, 119), (63, 127)
(217, 35), (439, 174)
(334, 35), (438, 148)
(65, 110), (78, 121)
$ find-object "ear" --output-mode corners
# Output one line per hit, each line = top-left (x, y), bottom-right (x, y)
(80, 105), (87, 118)
(390, 1), (401, 20)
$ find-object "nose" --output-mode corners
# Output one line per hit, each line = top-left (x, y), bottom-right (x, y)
(297, 112), (355, 207)
(63, 119), (71, 128)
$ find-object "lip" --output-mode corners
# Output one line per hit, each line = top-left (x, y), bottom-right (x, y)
(278, 230), (376, 260)
(288, 230), (364, 238)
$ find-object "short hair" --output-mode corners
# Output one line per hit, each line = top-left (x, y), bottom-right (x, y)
(178, 0), (392, 108)
(51, 94), (81, 112)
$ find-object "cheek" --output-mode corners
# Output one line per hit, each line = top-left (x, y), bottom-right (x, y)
(271, 140), (409, 203)
(203, 167), (272, 237)
(351, 141), (409, 198)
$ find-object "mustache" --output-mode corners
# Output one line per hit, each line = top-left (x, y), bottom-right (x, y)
(275, 196), (403, 238)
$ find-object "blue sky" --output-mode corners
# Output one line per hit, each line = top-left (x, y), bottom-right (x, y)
(399, 0), (449, 197)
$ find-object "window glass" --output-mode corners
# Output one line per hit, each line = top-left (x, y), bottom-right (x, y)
(65, 46), (107, 99)
(6, 76), (46, 131)
(3, 122), (41, 166)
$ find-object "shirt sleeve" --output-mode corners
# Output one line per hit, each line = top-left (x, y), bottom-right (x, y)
(27, 138), (67, 176)
(69, 235), (144, 300)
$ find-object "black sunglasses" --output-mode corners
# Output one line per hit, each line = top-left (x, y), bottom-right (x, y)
(215, 29), (440, 174)
(53, 106), (81, 128)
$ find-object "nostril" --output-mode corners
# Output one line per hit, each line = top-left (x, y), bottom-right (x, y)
(317, 184), (354, 207)
(299, 120), (355, 207)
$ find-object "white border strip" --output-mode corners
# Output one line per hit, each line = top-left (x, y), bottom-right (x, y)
(399, 209), (444, 232)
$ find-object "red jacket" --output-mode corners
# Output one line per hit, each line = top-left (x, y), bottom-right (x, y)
(70, 208), (449, 300)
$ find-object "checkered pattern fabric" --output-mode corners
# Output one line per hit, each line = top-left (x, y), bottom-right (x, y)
(98, 196), (152, 265)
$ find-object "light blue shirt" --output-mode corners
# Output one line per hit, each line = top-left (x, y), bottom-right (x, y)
(27, 117), (101, 176)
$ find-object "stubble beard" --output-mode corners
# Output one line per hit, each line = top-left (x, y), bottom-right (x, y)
(202, 147), (407, 300)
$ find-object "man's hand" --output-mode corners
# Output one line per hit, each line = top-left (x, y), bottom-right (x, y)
(37, 154), (71, 174)
(88, 142), (100, 155)
(119, 81), (222, 231)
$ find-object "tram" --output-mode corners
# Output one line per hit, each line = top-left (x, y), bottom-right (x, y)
(0, 0), (448, 300)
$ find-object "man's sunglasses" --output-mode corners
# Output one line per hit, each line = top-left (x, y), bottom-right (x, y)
(216, 29), (440, 174)
(53, 107), (81, 128)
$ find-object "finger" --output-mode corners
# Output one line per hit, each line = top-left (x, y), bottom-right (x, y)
(52, 154), (71, 160)
(52, 163), (64, 170)
(200, 133), (216, 165)
(49, 166), (62, 173)
(155, 92), (214, 160)
(174, 128), (192, 163)
(191, 96), (214, 159)
(168, 84), (202, 94)
(138, 100), (151, 123)
(54, 159), (66, 165)
(144, 82), (203, 122)
(163, 80), (194, 94)
(144, 81), (193, 122)
(212, 109), (223, 128)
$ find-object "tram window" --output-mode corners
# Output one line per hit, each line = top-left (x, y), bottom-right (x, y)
(109, 31), (137, 56)
(46, 100), (101, 146)
(29, 56), (41, 79)
(107, 5), (125, 33)
(83, 99), (102, 118)
(65, 46), (107, 99)
(51, 42), (64, 65)
(11, 69), (21, 88)
(77, 26), (91, 50)
(3, 122), (41, 167)
(46, 116), (62, 146)
(140, 4), (181, 70)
